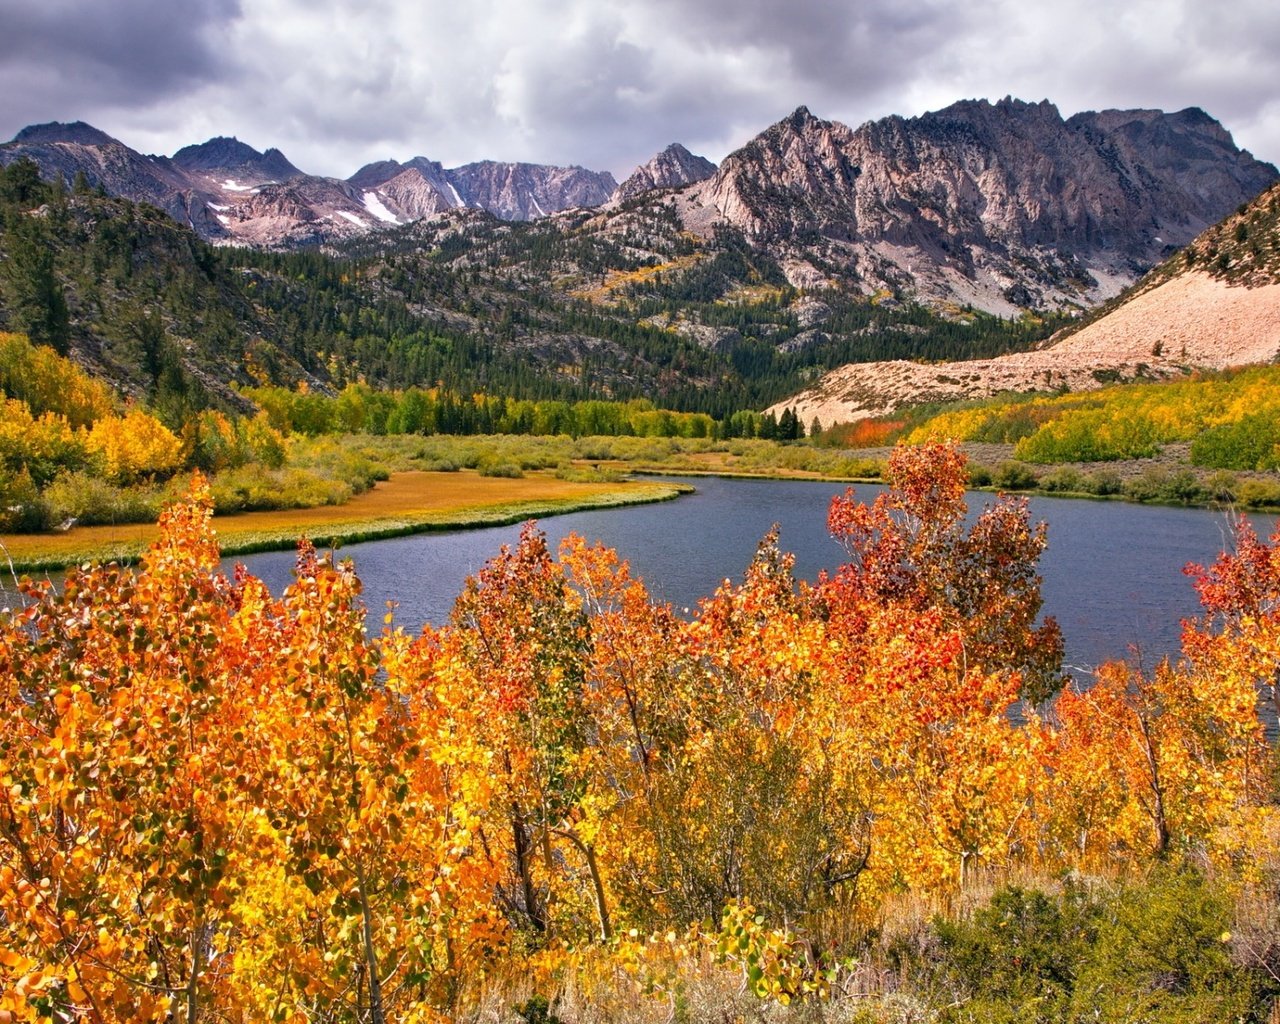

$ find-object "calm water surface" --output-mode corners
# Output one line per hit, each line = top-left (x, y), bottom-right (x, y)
(228, 476), (1274, 678)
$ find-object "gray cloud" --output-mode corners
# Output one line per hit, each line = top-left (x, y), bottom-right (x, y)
(0, 0), (1276, 180)
(0, 0), (238, 134)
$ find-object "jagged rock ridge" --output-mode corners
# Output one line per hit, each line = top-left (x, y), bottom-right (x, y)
(678, 99), (1276, 313)
(611, 143), (717, 204)
(0, 122), (617, 246)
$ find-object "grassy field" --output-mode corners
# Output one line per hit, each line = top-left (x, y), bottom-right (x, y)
(0, 470), (690, 572)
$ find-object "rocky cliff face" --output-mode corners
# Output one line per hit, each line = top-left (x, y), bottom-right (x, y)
(681, 99), (1277, 313)
(612, 143), (717, 204)
(447, 161), (616, 220)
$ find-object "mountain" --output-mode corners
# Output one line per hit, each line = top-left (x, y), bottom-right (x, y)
(446, 161), (616, 220)
(766, 180), (1280, 427)
(676, 99), (1277, 314)
(3, 102), (1278, 422)
(170, 136), (302, 183)
(611, 143), (717, 204)
(3, 102), (1272, 306)
(13, 121), (117, 147)
(0, 125), (618, 246)
(0, 121), (212, 231)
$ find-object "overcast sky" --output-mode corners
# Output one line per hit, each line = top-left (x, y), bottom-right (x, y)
(2, 0), (1277, 180)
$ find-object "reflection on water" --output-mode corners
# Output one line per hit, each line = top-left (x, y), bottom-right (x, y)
(228, 476), (1275, 679)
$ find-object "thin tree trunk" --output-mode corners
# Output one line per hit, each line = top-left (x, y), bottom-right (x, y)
(354, 860), (387, 1024)
(512, 806), (546, 931)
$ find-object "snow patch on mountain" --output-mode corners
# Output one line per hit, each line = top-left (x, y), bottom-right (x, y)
(362, 191), (400, 224)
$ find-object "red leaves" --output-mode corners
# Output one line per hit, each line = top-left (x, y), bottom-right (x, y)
(1185, 516), (1280, 623)
(825, 441), (1063, 703)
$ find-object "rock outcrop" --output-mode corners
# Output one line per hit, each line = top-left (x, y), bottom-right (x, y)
(612, 143), (716, 204)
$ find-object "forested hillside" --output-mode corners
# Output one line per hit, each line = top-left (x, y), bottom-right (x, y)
(0, 158), (1068, 417)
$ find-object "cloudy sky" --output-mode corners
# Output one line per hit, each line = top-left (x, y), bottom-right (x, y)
(2, 0), (1277, 179)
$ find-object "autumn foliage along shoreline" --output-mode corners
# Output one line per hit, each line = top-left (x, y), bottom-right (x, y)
(1, 443), (1276, 1022)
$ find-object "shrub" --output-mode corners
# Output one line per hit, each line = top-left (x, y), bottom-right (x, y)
(1236, 478), (1280, 510)
(1069, 869), (1258, 1024)
(934, 883), (1102, 1020)
(478, 459), (524, 479)
(43, 471), (166, 527)
(1082, 470), (1122, 496)
(1190, 414), (1280, 470)
(993, 461), (1039, 491)
(1037, 467), (1086, 493)
(967, 464), (993, 487)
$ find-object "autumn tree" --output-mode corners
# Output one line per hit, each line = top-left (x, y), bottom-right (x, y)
(0, 480), (243, 1022)
(445, 524), (596, 940)
(823, 441), (1064, 702)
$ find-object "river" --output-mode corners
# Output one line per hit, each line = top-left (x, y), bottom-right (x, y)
(228, 476), (1275, 678)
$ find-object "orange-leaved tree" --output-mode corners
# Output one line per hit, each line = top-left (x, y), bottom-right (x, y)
(0, 478), (242, 1023)
(824, 442), (1063, 702)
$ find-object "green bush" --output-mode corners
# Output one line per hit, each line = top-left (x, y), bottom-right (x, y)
(43, 471), (166, 527)
(935, 882), (1102, 1022)
(1069, 869), (1257, 1024)
(1190, 414), (1280, 470)
(1122, 468), (1209, 505)
(994, 461), (1039, 491)
(478, 459), (524, 479)
(1236, 478), (1280, 510)
(967, 464), (993, 488)
(1037, 467), (1087, 493)
(1082, 470), (1122, 496)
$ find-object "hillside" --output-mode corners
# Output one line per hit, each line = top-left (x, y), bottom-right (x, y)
(0, 157), (1079, 416)
(770, 181), (1280, 426)
(3, 98), (1278, 419)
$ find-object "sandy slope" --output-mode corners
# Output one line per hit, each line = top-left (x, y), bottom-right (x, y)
(771, 272), (1280, 426)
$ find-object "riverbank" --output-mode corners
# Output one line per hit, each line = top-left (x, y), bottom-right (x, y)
(618, 441), (1280, 514)
(0, 470), (692, 573)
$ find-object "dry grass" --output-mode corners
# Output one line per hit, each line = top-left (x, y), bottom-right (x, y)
(570, 255), (704, 303)
(0, 470), (686, 571)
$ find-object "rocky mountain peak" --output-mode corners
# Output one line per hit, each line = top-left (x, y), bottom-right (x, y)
(349, 156), (452, 190)
(449, 161), (617, 220)
(349, 159), (407, 189)
(12, 121), (120, 147)
(695, 106), (861, 241)
(171, 136), (302, 181)
(612, 142), (716, 203)
(684, 98), (1276, 311)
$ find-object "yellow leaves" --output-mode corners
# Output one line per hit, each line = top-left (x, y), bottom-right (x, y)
(84, 406), (183, 484)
